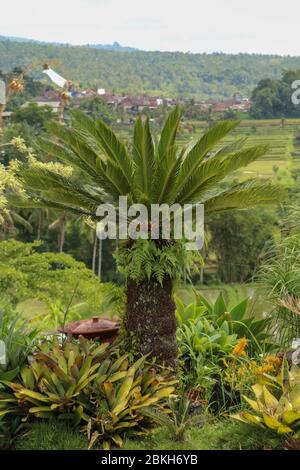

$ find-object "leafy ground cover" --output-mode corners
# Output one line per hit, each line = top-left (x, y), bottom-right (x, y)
(15, 419), (284, 451)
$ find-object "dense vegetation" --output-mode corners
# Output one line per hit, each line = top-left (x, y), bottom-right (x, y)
(2, 39), (300, 98)
(1, 64), (300, 451)
(251, 70), (300, 118)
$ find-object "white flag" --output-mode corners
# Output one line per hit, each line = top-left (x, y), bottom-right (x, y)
(43, 67), (67, 88)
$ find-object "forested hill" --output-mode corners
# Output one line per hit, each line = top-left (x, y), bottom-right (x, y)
(1, 39), (300, 98)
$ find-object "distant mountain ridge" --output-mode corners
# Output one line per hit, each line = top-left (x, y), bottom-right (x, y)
(0, 35), (138, 52)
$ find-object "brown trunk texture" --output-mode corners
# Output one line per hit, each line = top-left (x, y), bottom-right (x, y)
(125, 276), (178, 367)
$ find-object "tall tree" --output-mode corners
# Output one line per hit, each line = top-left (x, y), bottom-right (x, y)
(9, 107), (284, 366)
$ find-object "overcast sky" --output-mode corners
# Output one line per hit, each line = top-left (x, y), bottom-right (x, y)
(1, 0), (299, 55)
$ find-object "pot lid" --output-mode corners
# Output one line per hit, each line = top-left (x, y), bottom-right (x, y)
(62, 317), (119, 335)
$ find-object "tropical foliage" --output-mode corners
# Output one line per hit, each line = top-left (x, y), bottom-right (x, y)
(232, 363), (300, 439)
(142, 396), (201, 442)
(0, 239), (124, 323)
(86, 354), (176, 449)
(259, 236), (300, 345)
(0, 335), (176, 449)
(8, 107), (283, 364)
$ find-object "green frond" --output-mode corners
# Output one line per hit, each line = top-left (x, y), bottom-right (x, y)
(7, 192), (92, 218)
(155, 146), (183, 203)
(175, 120), (239, 197)
(204, 180), (286, 214)
(6, 193), (45, 209)
(178, 144), (269, 204)
(133, 116), (154, 198)
(19, 166), (102, 212)
(72, 110), (134, 191)
(47, 119), (130, 199)
(213, 137), (247, 157)
(35, 135), (99, 181)
(9, 109), (284, 231)
(157, 105), (184, 161)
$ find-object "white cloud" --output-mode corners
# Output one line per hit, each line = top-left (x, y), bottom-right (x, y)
(0, 0), (299, 55)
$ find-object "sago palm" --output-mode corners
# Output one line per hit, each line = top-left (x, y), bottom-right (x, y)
(9, 106), (284, 366)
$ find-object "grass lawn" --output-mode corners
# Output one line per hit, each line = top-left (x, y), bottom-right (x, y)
(15, 419), (284, 451)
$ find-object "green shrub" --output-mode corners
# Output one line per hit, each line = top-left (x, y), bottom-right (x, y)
(0, 239), (124, 324)
(0, 303), (38, 382)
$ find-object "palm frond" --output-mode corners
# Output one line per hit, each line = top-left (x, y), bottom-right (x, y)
(19, 166), (101, 213)
(157, 105), (184, 161)
(133, 116), (154, 198)
(178, 144), (269, 204)
(204, 180), (285, 213)
(71, 110), (134, 191)
(175, 120), (239, 197)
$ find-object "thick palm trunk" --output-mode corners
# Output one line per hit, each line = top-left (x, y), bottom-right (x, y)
(125, 276), (178, 367)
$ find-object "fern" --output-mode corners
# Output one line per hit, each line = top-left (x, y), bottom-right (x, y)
(115, 239), (201, 285)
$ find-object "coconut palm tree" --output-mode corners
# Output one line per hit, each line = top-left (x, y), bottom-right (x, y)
(9, 106), (284, 366)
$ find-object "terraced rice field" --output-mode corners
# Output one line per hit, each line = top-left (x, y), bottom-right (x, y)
(180, 119), (300, 179)
(116, 118), (300, 180)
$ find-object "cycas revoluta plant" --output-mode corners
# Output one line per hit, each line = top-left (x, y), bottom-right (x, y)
(9, 106), (284, 366)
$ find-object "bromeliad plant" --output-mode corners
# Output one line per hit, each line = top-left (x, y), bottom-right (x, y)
(177, 312), (238, 389)
(0, 336), (109, 422)
(142, 396), (202, 442)
(0, 337), (177, 449)
(9, 106), (283, 364)
(231, 362), (300, 437)
(86, 354), (176, 449)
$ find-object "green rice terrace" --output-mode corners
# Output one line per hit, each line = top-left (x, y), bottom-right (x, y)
(118, 118), (300, 182)
(182, 119), (300, 180)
